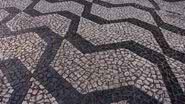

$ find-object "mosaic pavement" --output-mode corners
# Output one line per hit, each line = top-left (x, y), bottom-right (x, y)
(0, 0), (185, 104)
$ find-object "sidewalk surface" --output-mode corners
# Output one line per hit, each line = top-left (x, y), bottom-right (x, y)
(0, 0), (185, 104)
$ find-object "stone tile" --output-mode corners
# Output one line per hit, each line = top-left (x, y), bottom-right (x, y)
(0, 9), (9, 21)
(91, 4), (157, 25)
(6, 12), (71, 37)
(51, 40), (170, 103)
(34, 0), (84, 16)
(0, 32), (47, 73)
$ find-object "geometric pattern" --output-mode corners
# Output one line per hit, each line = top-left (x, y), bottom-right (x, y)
(0, 0), (185, 104)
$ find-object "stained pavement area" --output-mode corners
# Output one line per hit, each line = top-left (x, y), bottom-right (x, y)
(0, 0), (185, 104)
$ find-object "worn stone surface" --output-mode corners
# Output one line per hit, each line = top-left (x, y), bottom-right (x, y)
(0, 0), (185, 104)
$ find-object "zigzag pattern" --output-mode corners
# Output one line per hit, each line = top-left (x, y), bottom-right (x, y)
(0, 0), (185, 104)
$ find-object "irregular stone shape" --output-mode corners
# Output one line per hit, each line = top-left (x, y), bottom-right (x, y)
(22, 78), (58, 104)
(0, 0), (32, 10)
(155, 0), (185, 16)
(157, 10), (185, 29)
(78, 18), (162, 53)
(51, 40), (170, 103)
(165, 56), (185, 92)
(0, 32), (47, 73)
(0, 9), (9, 21)
(0, 70), (14, 104)
(91, 4), (157, 25)
(161, 28), (185, 53)
(101, 0), (154, 8)
(34, 0), (84, 16)
(6, 12), (71, 37)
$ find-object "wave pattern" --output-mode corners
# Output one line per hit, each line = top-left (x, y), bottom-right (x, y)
(0, 0), (185, 104)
